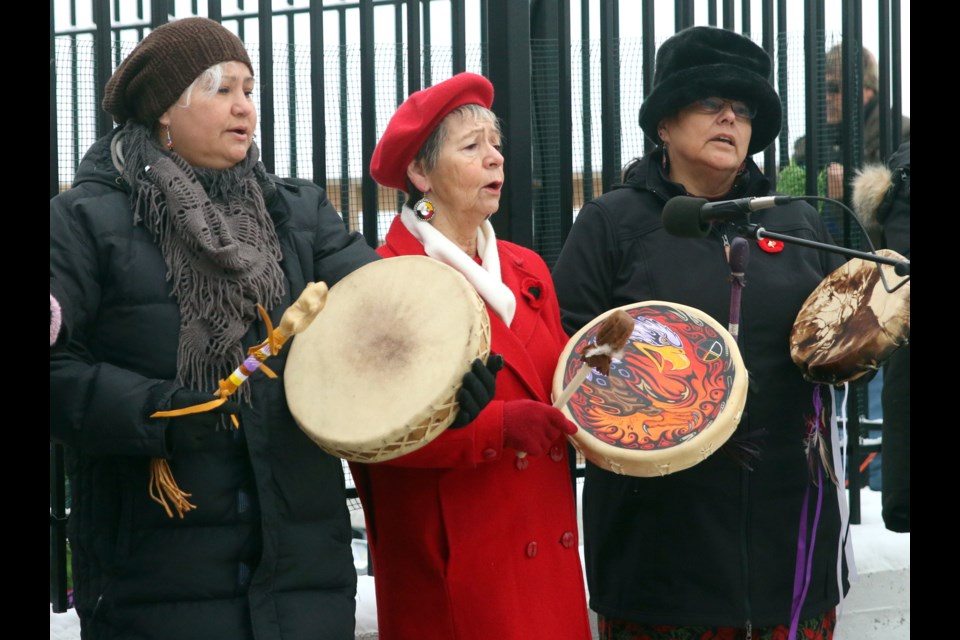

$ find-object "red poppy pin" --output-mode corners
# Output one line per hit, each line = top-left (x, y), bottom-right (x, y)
(758, 238), (784, 253)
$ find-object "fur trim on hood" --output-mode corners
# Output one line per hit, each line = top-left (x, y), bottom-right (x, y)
(50, 293), (62, 347)
(851, 163), (893, 236)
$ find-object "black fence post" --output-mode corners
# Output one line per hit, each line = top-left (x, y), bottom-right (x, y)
(487, 0), (532, 247)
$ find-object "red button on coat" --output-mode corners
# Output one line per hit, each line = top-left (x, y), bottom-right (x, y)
(525, 542), (538, 558)
(549, 445), (563, 462)
(515, 456), (529, 470)
(482, 448), (497, 460)
(561, 532), (575, 548)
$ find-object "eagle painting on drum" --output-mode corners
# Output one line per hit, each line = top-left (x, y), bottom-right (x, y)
(555, 302), (747, 477)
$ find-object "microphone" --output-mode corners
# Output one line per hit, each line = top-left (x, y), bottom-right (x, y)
(662, 195), (793, 238)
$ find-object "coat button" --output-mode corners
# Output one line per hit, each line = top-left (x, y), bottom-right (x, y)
(561, 532), (575, 548)
(525, 541), (538, 558)
(515, 456), (529, 470)
(549, 445), (563, 462)
(482, 448), (497, 460)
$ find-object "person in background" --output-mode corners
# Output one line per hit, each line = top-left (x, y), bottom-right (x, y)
(778, 45), (911, 204)
(349, 72), (592, 640)
(779, 44), (910, 489)
(49, 18), (495, 640)
(852, 141), (910, 533)
(552, 26), (848, 639)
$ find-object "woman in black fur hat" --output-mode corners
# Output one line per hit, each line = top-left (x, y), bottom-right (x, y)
(553, 26), (849, 639)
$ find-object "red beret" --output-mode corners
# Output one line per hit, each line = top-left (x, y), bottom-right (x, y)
(370, 72), (495, 192)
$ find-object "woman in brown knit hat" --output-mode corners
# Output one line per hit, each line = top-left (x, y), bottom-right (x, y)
(553, 26), (849, 639)
(50, 17), (496, 640)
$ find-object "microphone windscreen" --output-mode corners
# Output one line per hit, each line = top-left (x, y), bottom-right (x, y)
(662, 196), (710, 238)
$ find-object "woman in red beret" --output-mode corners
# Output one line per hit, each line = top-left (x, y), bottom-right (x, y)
(351, 72), (592, 640)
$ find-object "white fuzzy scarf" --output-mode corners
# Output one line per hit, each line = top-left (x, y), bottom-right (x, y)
(400, 206), (516, 327)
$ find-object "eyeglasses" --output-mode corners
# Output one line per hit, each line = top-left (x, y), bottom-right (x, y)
(690, 97), (757, 120)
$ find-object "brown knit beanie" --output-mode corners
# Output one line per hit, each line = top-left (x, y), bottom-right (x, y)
(102, 17), (253, 125)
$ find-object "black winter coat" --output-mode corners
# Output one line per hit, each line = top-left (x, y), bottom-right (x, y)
(50, 127), (378, 640)
(552, 152), (849, 628)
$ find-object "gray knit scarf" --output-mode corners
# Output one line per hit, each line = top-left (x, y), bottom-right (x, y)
(116, 122), (285, 404)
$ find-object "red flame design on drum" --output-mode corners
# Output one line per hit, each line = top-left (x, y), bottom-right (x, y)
(563, 305), (735, 451)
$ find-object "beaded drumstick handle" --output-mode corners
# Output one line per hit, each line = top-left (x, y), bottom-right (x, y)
(514, 310), (634, 460)
(148, 282), (330, 518)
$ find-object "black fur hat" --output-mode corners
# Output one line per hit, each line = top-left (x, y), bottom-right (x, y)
(638, 26), (782, 155)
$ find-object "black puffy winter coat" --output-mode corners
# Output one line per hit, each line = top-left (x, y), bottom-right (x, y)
(50, 127), (378, 640)
(552, 152), (849, 629)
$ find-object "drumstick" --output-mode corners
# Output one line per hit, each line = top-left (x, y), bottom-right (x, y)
(553, 309), (635, 409)
(514, 310), (634, 461)
(727, 237), (749, 343)
(148, 282), (329, 519)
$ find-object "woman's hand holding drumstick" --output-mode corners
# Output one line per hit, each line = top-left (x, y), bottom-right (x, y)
(147, 282), (329, 518)
(509, 310), (634, 460)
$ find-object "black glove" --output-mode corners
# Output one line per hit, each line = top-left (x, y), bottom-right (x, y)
(163, 388), (241, 455)
(448, 354), (504, 429)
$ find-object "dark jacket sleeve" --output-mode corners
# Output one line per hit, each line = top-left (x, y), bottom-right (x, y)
(552, 199), (619, 335)
(277, 178), (380, 285)
(49, 189), (172, 458)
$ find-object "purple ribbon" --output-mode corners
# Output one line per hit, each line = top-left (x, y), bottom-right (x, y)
(789, 387), (827, 637)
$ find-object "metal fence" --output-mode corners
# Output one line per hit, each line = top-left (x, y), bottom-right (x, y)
(50, 0), (908, 613)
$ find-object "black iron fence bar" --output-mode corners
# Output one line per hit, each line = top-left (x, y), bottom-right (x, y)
(451, 0), (465, 74)
(487, 0), (532, 247)
(310, 0), (329, 192)
(740, 0), (750, 33)
(257, 0), (275, 172)
(676, 0), (694, 31)
(423, 0), (432, 87)
(338, 11), (351, 223)
(598, 0), (619, 192)
(877, 0), (893, 163)
(94, 0), (112, 137)
(50, 444), (70, 613)
(775, 0), (788, 178)
(641, 0), (655, 156)
(890, 0), (902, 148)
(50, 0), (59, 198)
(287, 2), (298, 177)
(558, 0), (574, 246)
(721, 0), (733, 30)
(209, 0), (222, 22)
(479, 0), (488, 78)
(360, 0), (379, 247)
(761, 0), (775, 181)
(839, 0), (863, 248)
(405, 0), (421, 93)
(579, 0), (592, 203)
(802, 0), (822, 200)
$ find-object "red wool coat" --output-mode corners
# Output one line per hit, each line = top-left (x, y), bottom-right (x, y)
(349, 215), (592, 640)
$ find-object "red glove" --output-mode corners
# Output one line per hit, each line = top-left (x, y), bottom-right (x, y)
(502, 399), (577, 456)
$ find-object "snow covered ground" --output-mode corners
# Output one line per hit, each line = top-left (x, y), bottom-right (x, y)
(50, 486), (908, 639)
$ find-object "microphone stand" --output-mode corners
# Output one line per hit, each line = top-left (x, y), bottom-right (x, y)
(735, 222), (911, 278)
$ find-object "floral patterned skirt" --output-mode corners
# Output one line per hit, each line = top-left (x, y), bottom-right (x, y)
(597, 608), (836, 640)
